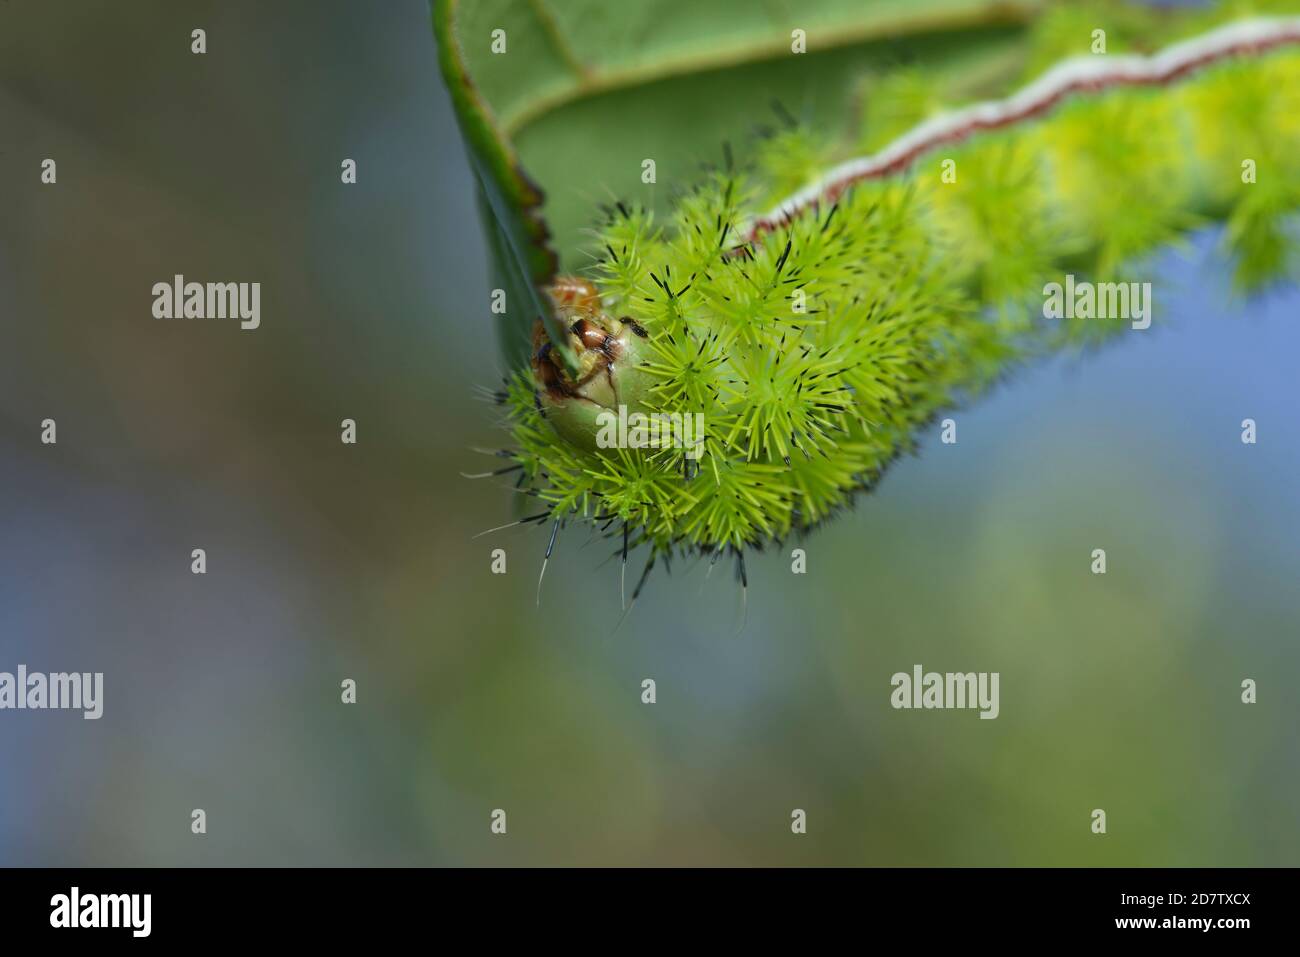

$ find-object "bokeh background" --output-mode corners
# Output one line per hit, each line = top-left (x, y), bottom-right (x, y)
(1, 0), (1297, 866)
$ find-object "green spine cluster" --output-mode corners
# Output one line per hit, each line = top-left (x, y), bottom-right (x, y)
(503, 45), (1300, 562)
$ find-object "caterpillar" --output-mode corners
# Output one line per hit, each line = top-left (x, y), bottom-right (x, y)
(474, 14), (1300, 610)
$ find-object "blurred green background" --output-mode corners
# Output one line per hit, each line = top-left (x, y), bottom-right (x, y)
(1, 1), (1296, 866)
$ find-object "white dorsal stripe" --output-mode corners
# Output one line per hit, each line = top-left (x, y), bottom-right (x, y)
(743, 17), (1300, 240)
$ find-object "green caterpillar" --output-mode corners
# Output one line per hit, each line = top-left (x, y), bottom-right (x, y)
(455, 12), (1300, 603)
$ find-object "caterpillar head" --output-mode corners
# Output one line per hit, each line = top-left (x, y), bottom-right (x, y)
(531, 278), (655, 453)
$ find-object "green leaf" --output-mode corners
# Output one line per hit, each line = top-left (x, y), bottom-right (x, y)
(432, 0), (576, 372)
(433, 0), (1045, 362)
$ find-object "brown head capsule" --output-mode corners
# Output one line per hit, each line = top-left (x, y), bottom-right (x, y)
(531, 277), (654, 452)
(547, 276), (602, 314)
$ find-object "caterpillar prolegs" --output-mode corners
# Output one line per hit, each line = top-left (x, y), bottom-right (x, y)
(484, 16), (1300, 606)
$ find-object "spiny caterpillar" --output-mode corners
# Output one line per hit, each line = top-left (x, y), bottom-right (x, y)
(483, 16), (1300, 608)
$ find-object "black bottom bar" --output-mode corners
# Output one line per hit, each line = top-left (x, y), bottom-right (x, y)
(0, 867), (1285, 942)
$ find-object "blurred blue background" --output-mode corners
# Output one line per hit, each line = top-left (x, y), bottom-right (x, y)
(0, 1), (1296, 865)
